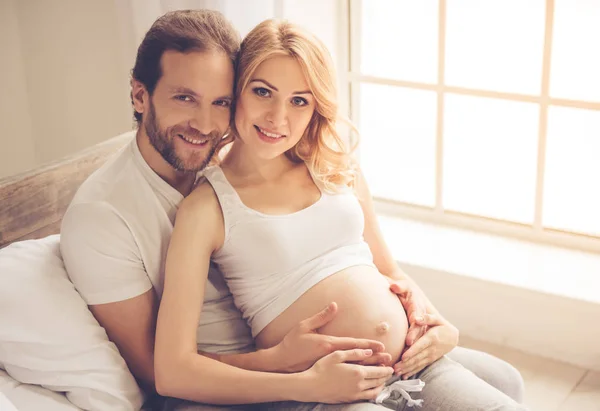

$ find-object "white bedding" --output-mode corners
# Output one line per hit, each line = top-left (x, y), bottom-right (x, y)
(0, 369), (80, 411)
(0, 235), (143, 410)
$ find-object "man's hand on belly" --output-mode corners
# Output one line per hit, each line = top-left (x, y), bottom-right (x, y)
(273, 302), (391, 372)
(393, 312), (459, 379)
(388, 278), (429, 346)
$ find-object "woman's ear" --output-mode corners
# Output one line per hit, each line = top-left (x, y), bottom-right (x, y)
(130, 79), (148, 118)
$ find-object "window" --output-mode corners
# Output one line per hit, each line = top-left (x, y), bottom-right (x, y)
(349, 0), (600, 252)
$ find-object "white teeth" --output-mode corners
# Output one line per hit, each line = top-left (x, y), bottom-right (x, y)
(258, 127), (284, 139)
(180, 134), (207, 145)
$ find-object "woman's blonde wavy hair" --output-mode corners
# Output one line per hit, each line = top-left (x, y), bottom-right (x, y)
(233, 19), (359, 193)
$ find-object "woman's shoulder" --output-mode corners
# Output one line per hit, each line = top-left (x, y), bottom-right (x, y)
(179, 178), (220, 218)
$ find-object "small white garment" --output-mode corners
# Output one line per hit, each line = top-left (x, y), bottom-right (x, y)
(374, 376), (426, 408)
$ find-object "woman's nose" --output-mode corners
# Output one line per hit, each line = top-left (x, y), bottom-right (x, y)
(265, 101), (287, 127)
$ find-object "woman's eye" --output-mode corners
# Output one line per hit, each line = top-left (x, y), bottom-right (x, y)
(253, 87), (270, 97)
(175, 95), (193, 102)
(292, 96), (308, 107)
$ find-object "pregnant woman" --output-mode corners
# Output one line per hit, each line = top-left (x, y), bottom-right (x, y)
(179, 18), (407, 367)
(156, 18), (527, 411)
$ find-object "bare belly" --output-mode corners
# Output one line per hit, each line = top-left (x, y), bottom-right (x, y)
(255, 266), (408, 365)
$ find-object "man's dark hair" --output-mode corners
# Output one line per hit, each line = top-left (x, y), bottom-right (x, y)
(131, 9), (240, 124)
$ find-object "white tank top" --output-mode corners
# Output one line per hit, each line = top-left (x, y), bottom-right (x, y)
(203, 165), (375, 337)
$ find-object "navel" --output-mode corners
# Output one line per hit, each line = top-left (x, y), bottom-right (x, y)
(376, 321), (390, 335)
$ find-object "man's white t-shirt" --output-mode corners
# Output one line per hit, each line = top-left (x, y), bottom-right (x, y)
(60, 131), (253, 354)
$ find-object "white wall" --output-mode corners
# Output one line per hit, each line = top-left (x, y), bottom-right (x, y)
(16, 0), (133, 167)
(0, 0), (134, 179)
(0, 0), (36, 178)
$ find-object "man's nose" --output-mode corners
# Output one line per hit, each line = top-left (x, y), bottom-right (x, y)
(189, 107), (215, 136)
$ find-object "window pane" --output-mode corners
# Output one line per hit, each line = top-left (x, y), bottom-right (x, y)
(360, 0), (438, 84)
(543, 107), (600, 236)
(550, 0), (600, 102)
(359, 83), (437, 207)
(443, 94), (539, 223)
(445, 0), (545, 95)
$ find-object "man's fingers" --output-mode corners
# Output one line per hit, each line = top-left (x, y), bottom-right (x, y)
(405, 324), (425, 346)
(401, 333), (432, 362)
(395, 348), (430, 376)
(327, 336), (385, 353)
(303, 302), (338, 330)
(389, 281), (410, 296)
(420, 313), (444, 327)
(401, 360), (428, 380)
(402, 368), (424, 380)
(407, 307), (426, 325)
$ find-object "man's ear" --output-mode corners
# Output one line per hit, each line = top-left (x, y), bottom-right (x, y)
(131, 79), (148, 117)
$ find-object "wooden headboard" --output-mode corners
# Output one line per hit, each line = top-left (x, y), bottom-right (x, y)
(0, 133), (133, 248)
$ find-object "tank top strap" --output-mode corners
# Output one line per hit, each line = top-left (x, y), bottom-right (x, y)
(201, 165), (248, 231)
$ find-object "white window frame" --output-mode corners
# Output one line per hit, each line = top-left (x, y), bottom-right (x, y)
(345, 0), (600, 254)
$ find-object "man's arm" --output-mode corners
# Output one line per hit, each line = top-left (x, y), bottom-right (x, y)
(60, 202), (157, 390)
(89, 291), (158, 391)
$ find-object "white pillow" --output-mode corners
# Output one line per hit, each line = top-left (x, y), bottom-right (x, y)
(0, 369), (79, 411)
(0, 235), (144, 411)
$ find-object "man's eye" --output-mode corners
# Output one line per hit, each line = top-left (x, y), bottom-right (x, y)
(253, 87), (270, 97)
(292, 96), (308, 106)
(175, 95), (193, 102)
(214, 100), (231, 108)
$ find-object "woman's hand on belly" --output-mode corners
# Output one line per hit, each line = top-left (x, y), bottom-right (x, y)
(272, 302), (390, 372)
(299, 348), (394, 403)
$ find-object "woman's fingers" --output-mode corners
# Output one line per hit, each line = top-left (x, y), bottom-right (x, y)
(357, 385), (385, 401)
(362, 364), (395, 380)
(361, 375), (390, 390)
(356, 352), (393, 366)
(302, 302), (338, 330)
(326, 336), (386, 353)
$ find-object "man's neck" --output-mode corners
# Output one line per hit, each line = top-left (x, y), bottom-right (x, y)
(135, 129), (196, 196)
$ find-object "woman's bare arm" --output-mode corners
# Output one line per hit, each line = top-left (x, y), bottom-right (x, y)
(155, 182), (392, 404)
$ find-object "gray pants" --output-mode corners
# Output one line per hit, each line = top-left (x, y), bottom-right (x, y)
(155, 346), (527, 411)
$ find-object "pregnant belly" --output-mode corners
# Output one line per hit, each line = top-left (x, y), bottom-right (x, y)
(255, 265), (408, 365)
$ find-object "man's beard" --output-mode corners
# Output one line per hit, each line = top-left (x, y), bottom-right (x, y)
(145, 100), (221, 172)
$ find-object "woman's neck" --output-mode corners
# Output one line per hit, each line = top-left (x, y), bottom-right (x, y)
(222, 140), (297, 183)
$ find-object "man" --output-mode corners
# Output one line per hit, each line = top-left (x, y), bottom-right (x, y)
(61, 9), (526, 411)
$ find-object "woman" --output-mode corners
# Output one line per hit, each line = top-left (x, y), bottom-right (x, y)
(156, 19), (527, 411)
